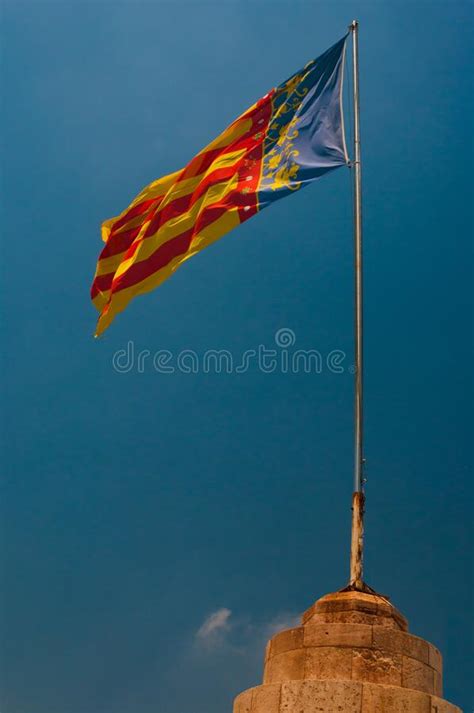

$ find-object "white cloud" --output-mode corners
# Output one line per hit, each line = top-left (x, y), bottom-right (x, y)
(160, 607), (302, 710)
(196, 608), (232, 645)
(193, 607), (300, 659)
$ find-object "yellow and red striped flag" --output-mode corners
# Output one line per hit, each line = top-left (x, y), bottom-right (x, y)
(91, 36), (349, 336)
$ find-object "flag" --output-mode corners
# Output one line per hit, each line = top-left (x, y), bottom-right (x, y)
(91, 35), (349, 336)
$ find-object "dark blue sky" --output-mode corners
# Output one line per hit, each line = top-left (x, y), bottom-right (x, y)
(1, 2), (472, 712)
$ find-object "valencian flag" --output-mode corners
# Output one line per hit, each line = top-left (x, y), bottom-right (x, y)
(92, 36), (349, 335)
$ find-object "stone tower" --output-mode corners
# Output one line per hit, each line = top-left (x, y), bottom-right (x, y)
(233, 588), (462, 713)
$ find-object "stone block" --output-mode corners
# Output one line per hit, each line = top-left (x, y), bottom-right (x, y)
(233, 688), (253, 713)
(434, 669), (443, 697)
(373, 627), (430, 664)
(402, 655), (435, 694)
(352, 647), (402, 686)
(280, 680), (362, 713)
(251, 684), (281, 713)
(304, 622), (373, 648)
(269, 627), (304, 658)
(301, 602), (318, 625)
(429, 644), (443, 673)
(264, 649), (305, 684)
(320, 611), (402, 628)
(373, 615), (404, 630)
(318, 591), (379, 615)
(362, 682), (431, 713)
(430, 695), (463, 713)
(305, 646), (352, 680)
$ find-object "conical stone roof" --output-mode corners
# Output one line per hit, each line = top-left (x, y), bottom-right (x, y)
(233, 588), (462, 713)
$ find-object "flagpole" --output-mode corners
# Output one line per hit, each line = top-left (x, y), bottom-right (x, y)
(349, 19), (365, 590)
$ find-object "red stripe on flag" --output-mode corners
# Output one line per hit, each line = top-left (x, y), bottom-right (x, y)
(111, 204), (231, 294)
(91, 272), (115, 299)
(99, 226), (143, 259)
(111, 197), (159, 233)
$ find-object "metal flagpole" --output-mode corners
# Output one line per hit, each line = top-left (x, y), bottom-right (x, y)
(349, 19), (365, 590)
